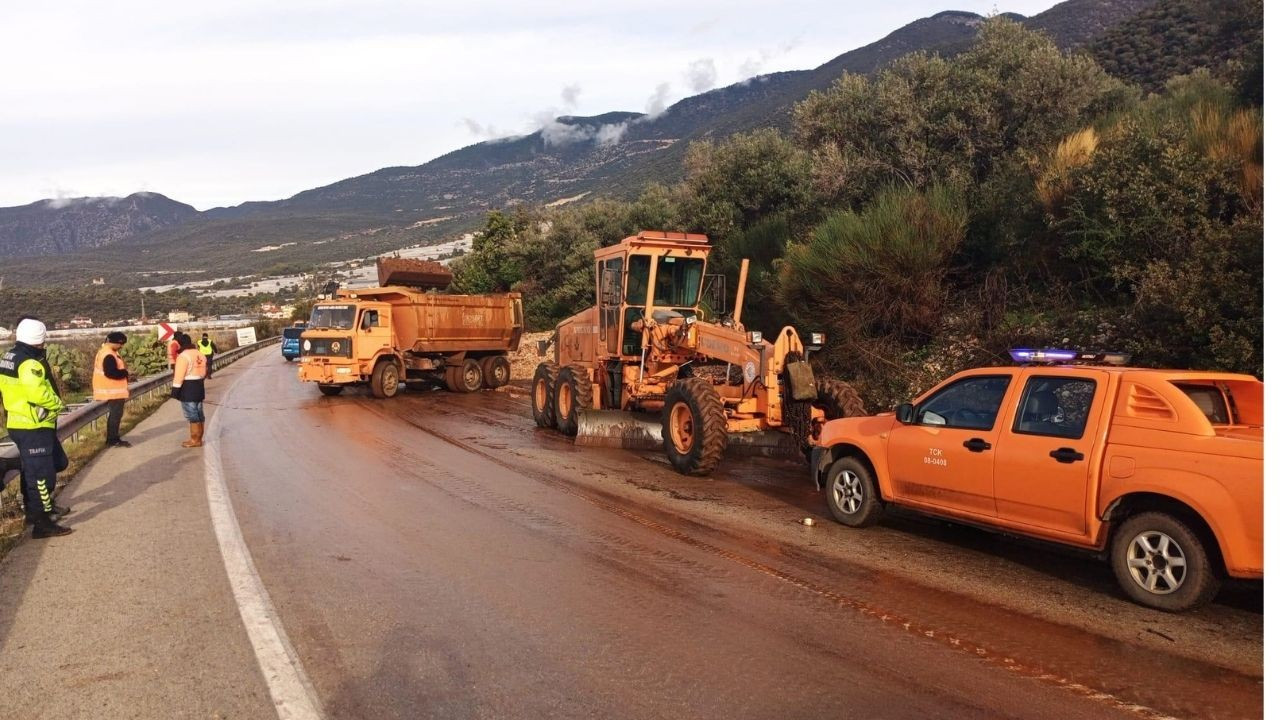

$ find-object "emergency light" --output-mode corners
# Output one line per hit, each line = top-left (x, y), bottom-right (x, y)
(1009, 348), (1131, 365)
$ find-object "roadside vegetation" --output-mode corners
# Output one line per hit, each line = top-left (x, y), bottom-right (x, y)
(448, 19), (1262, 408)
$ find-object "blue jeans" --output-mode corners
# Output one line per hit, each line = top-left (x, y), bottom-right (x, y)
(180, 401), (205, 423)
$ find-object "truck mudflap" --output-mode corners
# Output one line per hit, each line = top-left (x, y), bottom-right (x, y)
(810, 446), (832, 491)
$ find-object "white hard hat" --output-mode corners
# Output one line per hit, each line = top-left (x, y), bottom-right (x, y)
(15, 318), (47, 346)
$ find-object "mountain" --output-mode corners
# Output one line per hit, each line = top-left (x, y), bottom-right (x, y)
(0, 192), (198, 259)
(3, 0), (1155, 282)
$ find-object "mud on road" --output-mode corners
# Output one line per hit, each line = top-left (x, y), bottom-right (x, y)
(222, 354), (1262, 720)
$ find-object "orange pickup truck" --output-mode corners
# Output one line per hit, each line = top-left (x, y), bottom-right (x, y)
(810, 351), (1262, 611)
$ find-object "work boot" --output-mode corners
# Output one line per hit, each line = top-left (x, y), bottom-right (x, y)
(32, 512), (73, 538)
(181, 423), (200, 448)
(182, 422), (204, 448)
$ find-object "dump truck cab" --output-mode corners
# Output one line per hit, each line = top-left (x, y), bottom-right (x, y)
(300, 295), (396, 387)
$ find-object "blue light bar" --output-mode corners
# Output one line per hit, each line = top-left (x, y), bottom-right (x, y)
(1010, 348), (1078, 364)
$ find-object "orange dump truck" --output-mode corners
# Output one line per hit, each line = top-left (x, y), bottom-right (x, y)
(299, 258), (523, 398)
(810, 349), (1262, 611)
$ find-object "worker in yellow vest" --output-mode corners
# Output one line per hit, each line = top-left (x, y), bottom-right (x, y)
(170, 332), (208, 448)
(93, 331), (132, 447)
(198, 333), (218, 378)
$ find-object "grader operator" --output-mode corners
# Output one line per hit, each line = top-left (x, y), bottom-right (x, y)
(531, 231), (863, 476)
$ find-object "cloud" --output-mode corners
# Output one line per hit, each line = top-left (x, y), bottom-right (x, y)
(644, 82), (671, 118)
(560, 83), (581, 108)
(684, 58), (716, 93)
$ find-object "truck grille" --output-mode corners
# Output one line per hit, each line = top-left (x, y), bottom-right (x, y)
(303, 337), (352, 359)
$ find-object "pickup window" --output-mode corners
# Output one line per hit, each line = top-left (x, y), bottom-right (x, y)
(1174, 383), (1231, 424)
(1013, 376), (1097, 439)
(917, 375), (1010, 430)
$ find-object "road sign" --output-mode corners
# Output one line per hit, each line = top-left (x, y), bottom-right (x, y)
(235, 327), (257, 347)
(156, 322), (175, 342)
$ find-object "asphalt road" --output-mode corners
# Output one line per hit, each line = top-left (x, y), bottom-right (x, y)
(214, 351), (1262, 720)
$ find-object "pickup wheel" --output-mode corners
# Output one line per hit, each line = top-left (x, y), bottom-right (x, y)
(662, 378), (728, 476)
(531, 363), (559, 428)
(318, 384), (343, 397)
(824, 456), (883, 528)
(458, 358), (484, 393)
(370, 360), (400, 399)
(1110, 512), (1222, 612)
(481, 356), (511, 388)
(554, 365), (593, 436)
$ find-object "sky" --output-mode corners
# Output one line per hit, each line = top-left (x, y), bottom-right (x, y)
(0, 0), (1060, 211)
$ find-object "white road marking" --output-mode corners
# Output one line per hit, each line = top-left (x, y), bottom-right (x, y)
(205, 360), (326, 720)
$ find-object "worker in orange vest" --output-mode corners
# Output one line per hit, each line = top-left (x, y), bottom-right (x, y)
(93, 331), (132, 447)
(170, 332), (208, 448)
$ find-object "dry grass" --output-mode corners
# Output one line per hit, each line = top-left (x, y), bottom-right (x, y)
(1190, 104), (1262, 205)
(1034, 127), (1099, 211)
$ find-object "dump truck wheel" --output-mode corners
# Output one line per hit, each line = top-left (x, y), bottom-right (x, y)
(459, 359), (484, 393)
(532, 363), (559, 428)
(444, 366), (462, 392)
(370, 360), (399, 399)
(1110, 512), (1222, 611)
(481, 356), (511, 388)
(661, 378), (728, 476)
(318, 384), (343, 397)
(554, 365), (593, 435)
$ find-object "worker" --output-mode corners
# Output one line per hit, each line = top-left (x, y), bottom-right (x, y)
(94, 331), (132, 447)
(0, 318), (73, 537)
(197, 333), (218, 378)
(166, 330), (181, 369)
(170, 332), (208, 448)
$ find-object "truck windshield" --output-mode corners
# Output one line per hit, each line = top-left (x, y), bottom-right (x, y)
(309, 304), (356, 330)
(653, 257), (704, 307)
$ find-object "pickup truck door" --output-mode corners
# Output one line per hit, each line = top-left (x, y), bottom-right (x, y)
(886, 373), (1016, 517)
(993, 371), (1109, 536)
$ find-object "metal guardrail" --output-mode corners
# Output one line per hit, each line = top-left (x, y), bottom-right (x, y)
(52, 337), (279, 444)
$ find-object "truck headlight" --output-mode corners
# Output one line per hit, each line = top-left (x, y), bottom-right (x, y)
(810, 332), (826, 346)
(303, 339), (312, 351)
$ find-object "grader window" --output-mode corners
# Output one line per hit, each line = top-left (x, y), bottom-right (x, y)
(625, 255), (651, 305)
(654, 257), (704, 308)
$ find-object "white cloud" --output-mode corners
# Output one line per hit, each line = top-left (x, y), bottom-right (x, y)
(685, 58), (717, 92)
(561, 84), (582, 108)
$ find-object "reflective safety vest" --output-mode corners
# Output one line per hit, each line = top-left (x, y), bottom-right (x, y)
(173, 348), (207, 384)
(0, 344), (65, 430)
(93, 345), (130, 401)
(198, 339), (214, 357)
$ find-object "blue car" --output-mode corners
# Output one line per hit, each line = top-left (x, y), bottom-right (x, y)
(282, 327), (304, 361)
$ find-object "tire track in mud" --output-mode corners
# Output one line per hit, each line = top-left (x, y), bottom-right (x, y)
(355, 394), (1260, 720)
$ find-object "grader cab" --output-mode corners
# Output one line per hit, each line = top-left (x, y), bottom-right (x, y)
(531, 231), (863, 476)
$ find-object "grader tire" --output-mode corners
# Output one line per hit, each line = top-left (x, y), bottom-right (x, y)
(661, 378), (729, 476)
(554, 365), (593, 436)
(531, 363), (559, 428)
(481, 356), (511, 388)
(815, 378), (866, 420)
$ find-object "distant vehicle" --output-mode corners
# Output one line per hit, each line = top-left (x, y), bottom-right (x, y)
(281, 326), (305, 361)
(298, 257), (523, 397)
(811, 349), (1263, 612)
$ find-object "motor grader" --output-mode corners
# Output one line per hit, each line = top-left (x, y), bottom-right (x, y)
(531, 231), (863, 476)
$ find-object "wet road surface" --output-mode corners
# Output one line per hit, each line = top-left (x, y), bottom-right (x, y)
(216, 352), (1263, 719)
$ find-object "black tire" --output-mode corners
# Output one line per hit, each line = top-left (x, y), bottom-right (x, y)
(1109, 512), (1222, 612)
(458, 358), (484, 393)
(318, 384), (343, 397)
(531, 363), (559, 428)
(554, 365), (593, 436)
(370, 360), (399, 399)
(661, 378), (729, 476)
(815, 378), (865, 421)
(824, 456), (884, 528)
(444, 365), (463, 392)
(481, 356), (511, 388)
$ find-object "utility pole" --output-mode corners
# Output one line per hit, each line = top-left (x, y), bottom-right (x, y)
(140, 295), (146, 323)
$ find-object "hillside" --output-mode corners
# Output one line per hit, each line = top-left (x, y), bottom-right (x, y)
(0, 193), (197, 259)
(1089, 0), (1262, 93)
(4, 0), (1156, 285)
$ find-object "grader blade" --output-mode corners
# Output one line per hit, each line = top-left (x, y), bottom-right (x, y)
(574, 410), (663, 449)
(574, 410), (798, 458)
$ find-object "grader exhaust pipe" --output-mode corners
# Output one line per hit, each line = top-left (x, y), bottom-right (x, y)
(732, 258), (749, 326)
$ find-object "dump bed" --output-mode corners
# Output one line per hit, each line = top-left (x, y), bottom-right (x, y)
(344, 286), (522, 353)
(376, 257), (453, 290)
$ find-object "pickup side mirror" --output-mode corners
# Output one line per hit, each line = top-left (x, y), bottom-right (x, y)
(895, 403), (915, 424)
